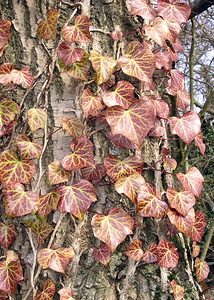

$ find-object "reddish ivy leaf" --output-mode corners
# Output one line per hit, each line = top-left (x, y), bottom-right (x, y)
(176, 88), (190, 110)
(169, 111), (201, 145)
(192, 241), (200, 258)
(166, 188), (195, 217)
(58, 42), (84, 65)
(62, 15), (91, 43)
(58, 288), (75, 300)
(176, 167), (204, 198)
(38, 191), (60, 217)
(106, 100), (156, 148)
(130, 0), (156, 20)
(37, 9), (59, 40)
(125, 238), (144, 261)
(48, 162), (71, 185)
(0, 150), (36, 187)
(118, 41), (155, 82)
(195, 132), (206, 156)
(167, 208), (195, 234)
(37, 247), (75, 273)
(3, 183), (39, 217)
(115, 173), (145, 203)
(157, 239), (179, 269)
(170, 280), (184, 300)
(158, 0), (191, 25)
(25, 219), (53, 244)
(0, 63), (13, 85)
(15, 134), (42, 159)
(10, 67), (34, 88)
(0, 20), (11, 54)
(195, 258), (210, 282)
(80, 88), (104, 118)
(0, 98), (19, 130)
(67, 52), (90, 81)
(62, 137), (95, 171)
(137, 183), (168, 219)
(93, 243), (112, 266)
(163, 157), (177, 171)
(103, 80), (134, 109)
(34, 279), (55, 300)
(62, 116), (84, 138)
(91, 207), (134, 252)
(90, 50), (117, 85)
(107, 132), (136, 149)
(0, 120), (16, 138)
(0, 250), (23, 295)
(142, 243), (158, 263)
(188, 211), (206, 242)
(81, 164), (106, 181)
(104, 155), (143, 181)
(58, 180), (97, 219)
(27, 108), (47, 132)
(0, 223), (17, 248)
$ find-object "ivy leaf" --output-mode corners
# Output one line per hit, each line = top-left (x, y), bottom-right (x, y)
(34, 279), (56, 300)
(67, 52), (90, 81)
(188, 211), (206, 242)
(137, 183), (168, 219)
(125, 238), (144, 261)
(0, 20), (11, 54)
(38, 191), (60, 217)
(115, 173), (145, 203)
(3, 183), (39, 217)
(0, 120), (16, 138)
(170, 280), (184, 300)
(176, 167), (204, 198)
(106, 100), (156, 148)
(107, 132), (136, 149)
(80, 88), (104, 118)
(130, 0), (156, 20)
(192, 241), (200, 258)
(176, 88), (190, 110)
(0, 250), (23, 295)
(104, 155), (143, 181)
(195, 258), (210, 282)
(142, 243), (158, 263)
(167, 208), (195, 235)
(27, 108), (47, 132)
(58, 180), (97, 219)
(103, 80), (135, 109)
(25, 219), (53, 244)
(10, 67), (34, 88)
(0, 223), (17, 248)
(81, 164), (106, 181)
(58, 42), (84, 65)
(48, 162), (71, 185)
(158, 0), (191, 25)
(166, 188), (195, 217)
(0, 98), (19, 130)
(118, 41), (155, 82)
(62, 15), (91, 43)
(157, 239), (179, 269)
(169, 111), (201, 145)
(163, 157), (177, 171)
(62, 116), (84, 138)
(93, 243), (112, 266)
(195, 132), (206, 156)
(37, 247), (75, 273)
(0, 150), (36, 187)
(37, 9), (59, 40)
(152, 98), (169, 119)
(0, 63), (14, 85)
(15, 134), (42, 159)
(58, 288), (75, 300)
(91, 207), (134, 252)
(62, 137), (95, 171)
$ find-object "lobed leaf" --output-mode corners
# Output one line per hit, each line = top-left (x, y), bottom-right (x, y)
(27, 108), (47, 132)
(195, 258), (210, 282)
(25, 219), (53, 244)
(0, 223), (17, 248)
(38, 191), (60, 217)
(62, 116), (84, 138)
(58, 42), (84, 65)
(170, 280), (184, 300)
(0, 20), (11, 53)
(129, 0), (156, 20)
(158, 0), (191, 25)
(167, 208), (195, 235)
(93, 243), (112, 266)
(81, 164), (106, 181)
(188, 211), (206, 242)
(34, 279), (55, 300)
(37, 9), (59, 40)
(0, 98), (19, 130)
(142, 243), (158, 263)
(58, 287), (75, 300)
(62, 15), (91, 43)
(67, 52), (90, 81)
(48, 162), (71, 185)
(125, 238), (144, 261)
(157, 239), (179, 269)
(10, 67), (34, 88)
(176, 88), (190, 110)
(0, 63), (13, 85)
(80, 88), (104, 118)
(15, 134), (42, 159)
(107, 132), (136, 149)
(195, 132), (206, 156)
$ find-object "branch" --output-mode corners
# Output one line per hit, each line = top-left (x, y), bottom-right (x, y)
(190, 0), (214, 19)
(201, 220), (214, 261)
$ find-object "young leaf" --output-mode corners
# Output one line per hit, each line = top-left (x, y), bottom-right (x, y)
(0, 250), (23, 295)
(118, 41), (155, 82)
(157, 239), (179, 269)
(176, 167), (204, 198)
(158, 0), (191, 25)
(80, 88), (104, 118)
(188, 211), (206, 242)
(169, 111), (201, 145)
(137, 183), (168, 219)
(10, 67), (34, 88)
(0, 98), (19, 130)
(37, 247), (75, 273)
(27, 108), (47, 132)
(125, 238), (144, 261)
(0, 150), (36, 187)
(48, 162), (71, 185)
(130, 0), (156, 20)
(25, 219), (53, 244)
(91, 207), (134, 252)
(166, 188), (195, 217)
(61, 116), (84, 138)
(89, 50), (117, 85)
(115, 173), (145, 203)
(67, 52), (90, 81)
(93, 243), (112, 266)
(103, 80), (134, 109)
(81, 164), (106, 181)
(61, 137), (95, 171)
(195, 258), (210, 282)
(58, 180), (97, 219)
(170, 280), (184, 300)
(15, 134), (42, 159)
(167, 208), (195, 235)
(38, 191), (60, 217)
(3, 183), (39, 217)
(37, 9), (59, 40)
(105, 100), (156, 148)
(62, 15), (91, 43)
(195, 132), (206, 156)
(192, 242), (200, 258)
(58, 42), (84, 65)
(104, 155), (143, 181)
(142, 243), (158, 263)
(0, 20), (11, 53)
(58, 287), (75, 300)
(34, 279), (56, 300)
(0, 223), (17, 248)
